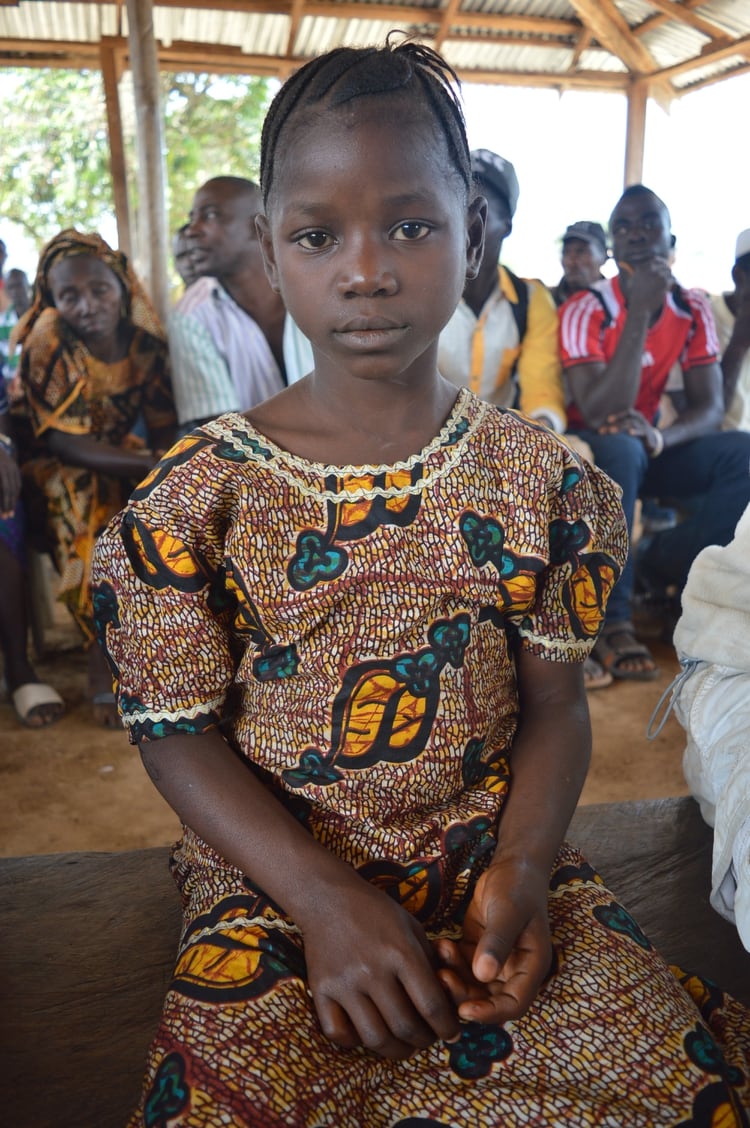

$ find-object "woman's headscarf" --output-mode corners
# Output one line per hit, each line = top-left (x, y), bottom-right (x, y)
(12, 228), (165, 349)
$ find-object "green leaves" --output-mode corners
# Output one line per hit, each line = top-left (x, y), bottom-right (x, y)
(0, 67), (271, 249)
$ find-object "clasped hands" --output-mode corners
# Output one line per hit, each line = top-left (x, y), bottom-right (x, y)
(301, 858), (552, 1061)
(598, 408), (663, 457)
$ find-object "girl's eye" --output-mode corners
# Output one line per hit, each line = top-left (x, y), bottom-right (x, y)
(392, 222), (430, 242)
(296, 231), (334, 250)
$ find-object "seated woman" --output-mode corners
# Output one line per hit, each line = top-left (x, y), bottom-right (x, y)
(0, 384), (64, 727)
(11, 229), (176, 726)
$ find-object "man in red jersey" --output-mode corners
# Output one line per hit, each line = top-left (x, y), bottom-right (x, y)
(559, 185), (750, 681)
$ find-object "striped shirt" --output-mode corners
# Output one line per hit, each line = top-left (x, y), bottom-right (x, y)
(560, 275), (720, 428)
(168, 277), (285, 427)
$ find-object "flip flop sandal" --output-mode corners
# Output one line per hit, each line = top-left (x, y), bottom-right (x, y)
(12, 682), (65, 728)
(583, 655), (613, 690)
(593, 623), (659, 682)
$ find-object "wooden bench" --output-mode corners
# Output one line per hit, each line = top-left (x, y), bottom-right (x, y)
(2, 796), (748, 1128)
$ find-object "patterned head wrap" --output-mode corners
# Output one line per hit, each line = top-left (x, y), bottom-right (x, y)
(12, 228), (164, 349)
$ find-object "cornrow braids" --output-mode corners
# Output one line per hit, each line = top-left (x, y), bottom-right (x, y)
(260, 36), (471, 207)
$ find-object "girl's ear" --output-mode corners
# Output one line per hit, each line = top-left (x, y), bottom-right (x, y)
(255, 214), (281, 294)
(465, 194), (487, 281)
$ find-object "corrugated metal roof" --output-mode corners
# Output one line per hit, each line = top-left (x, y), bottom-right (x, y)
(0, 0), (748, 96)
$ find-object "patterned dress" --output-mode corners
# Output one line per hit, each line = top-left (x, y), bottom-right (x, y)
(16, 308), (175, 641)
(92, 390), (750, 1126)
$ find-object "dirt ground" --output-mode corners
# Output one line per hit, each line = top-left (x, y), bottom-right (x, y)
(0, 607), (688, 859)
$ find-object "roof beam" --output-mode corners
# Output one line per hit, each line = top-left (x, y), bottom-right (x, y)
(566, 0), (674, 105)
(652, 32), (750, 80)
(434, 0), (462, 53)
(566, 0), (660, 75)
(676, 59), (750, 94)
(633, 0), (714, 39)
(632, 0), (737, 43)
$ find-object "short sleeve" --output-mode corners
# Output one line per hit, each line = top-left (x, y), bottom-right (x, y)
(509, 436), (627, 662)
(680, 290), (721, 372)
(559, 291), (607, 370)
(91, 433), (238, 744)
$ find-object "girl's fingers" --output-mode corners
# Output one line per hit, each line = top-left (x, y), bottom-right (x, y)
(313, 996), (361, 1049)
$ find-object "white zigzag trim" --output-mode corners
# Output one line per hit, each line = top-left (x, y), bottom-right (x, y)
(121, 695), (225, 725)
(182, 915), (301, 950)
(517, 627), (592, 656)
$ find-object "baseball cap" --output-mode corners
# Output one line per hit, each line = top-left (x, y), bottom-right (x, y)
(470, 150), (520, 218)
(561, 221), (608, 256)
(735, 228), (750, 260)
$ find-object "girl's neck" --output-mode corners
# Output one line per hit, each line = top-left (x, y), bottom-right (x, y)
(249, 373), (460, 468)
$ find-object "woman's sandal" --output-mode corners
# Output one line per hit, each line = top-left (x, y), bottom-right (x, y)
(592, 621), (659, 682)
(12, 682), (65, 728)
(583, 655), (613, 691)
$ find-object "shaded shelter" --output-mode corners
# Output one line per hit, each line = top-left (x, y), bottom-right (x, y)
(1, 0), (748, 314)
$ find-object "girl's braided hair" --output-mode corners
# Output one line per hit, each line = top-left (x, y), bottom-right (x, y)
(259, 35), (471, 207)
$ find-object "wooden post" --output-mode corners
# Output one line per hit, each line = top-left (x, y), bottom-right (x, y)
(125, 0), (169, 322)
(99, 42), (132, 258)
(624, 78), (648, 186)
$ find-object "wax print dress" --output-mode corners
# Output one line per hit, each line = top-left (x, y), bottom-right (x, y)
(92, 390), (750, 1126)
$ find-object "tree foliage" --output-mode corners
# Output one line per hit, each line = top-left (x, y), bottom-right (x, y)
(0, 67), (272, 250)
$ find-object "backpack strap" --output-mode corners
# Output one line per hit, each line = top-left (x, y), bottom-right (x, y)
(502, 266), (529, 342)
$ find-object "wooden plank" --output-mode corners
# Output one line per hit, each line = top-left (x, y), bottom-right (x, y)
(125, 0), (170, 323)
(568, 0), (659, 74)
(100, 42), (132, 257)
(624, 78), (647, 186)
(653, 32), (750, 81)
(635, 0), (736, 43)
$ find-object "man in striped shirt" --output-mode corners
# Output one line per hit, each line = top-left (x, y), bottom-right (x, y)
(169, 177), (286, 434)
(559, 185), (750, 681)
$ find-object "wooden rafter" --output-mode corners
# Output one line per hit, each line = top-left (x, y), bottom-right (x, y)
(568, 28), (593, 71)
(633, 0), (714, 39)
(653, 32), (750, 81)
(0, 0), (747, 101)
(633, 0), (735, 43)
(433, 0), (462, 53)
(566, 0), (660, 75)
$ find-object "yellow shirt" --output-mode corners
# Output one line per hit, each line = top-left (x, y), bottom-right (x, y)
(438, 265), (566, 432)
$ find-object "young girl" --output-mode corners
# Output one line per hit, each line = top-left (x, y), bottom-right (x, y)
(92, 40), (750, 1126)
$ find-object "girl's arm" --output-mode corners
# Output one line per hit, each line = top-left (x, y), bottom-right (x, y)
(140, 729), (461, 1058)
(438, 649), (590, 1023)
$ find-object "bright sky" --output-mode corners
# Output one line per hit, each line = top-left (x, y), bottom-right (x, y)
(461, 69), (750, 295)
(3, 68), (749, 297)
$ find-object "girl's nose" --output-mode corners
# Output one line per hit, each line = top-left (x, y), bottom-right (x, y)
(337, 238), (398, 298)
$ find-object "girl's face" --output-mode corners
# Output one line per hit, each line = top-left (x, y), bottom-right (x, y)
(258, 103), (485, 389)
(48, 255), (124, 346)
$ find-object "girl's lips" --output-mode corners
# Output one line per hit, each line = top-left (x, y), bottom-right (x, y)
(337, 316), (404, 332)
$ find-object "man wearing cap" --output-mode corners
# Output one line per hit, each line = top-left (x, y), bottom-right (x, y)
(550, 221), (608, 308)
(559, 184), (750, 682)
(709, 228), (750, 432)
(438, 149), (566, 434)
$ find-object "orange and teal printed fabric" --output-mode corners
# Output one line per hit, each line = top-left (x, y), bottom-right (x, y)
(92, 389), (750, 1125)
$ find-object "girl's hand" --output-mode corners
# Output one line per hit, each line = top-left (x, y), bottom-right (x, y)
(300, 878), (460, 1060)
(435, 858), (552, 1025)
(0, 444), (22, 517)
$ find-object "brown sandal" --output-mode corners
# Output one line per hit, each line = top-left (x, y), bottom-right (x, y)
(592, 621), (659, 682)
